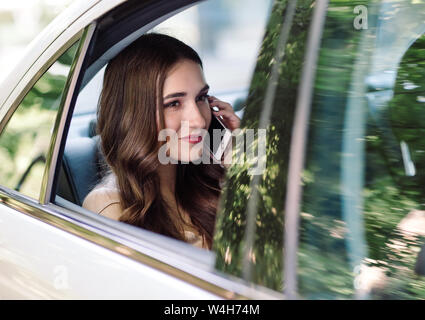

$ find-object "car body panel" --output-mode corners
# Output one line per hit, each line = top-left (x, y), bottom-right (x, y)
(0, 202), (221, 299)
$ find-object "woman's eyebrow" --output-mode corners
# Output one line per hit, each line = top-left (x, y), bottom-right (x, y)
(163, 84), (210, 100)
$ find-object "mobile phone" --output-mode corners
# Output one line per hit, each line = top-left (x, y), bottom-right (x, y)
(207, 108), (232, 163)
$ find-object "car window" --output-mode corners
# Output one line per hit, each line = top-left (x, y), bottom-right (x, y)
(60, 0), (274, 205)
(213, 0), (314, 292)
(0, 42), (79, 200)
(299, 0), (425, 299)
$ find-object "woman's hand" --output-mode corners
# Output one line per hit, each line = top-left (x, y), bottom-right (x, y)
(208, 96), (241, 132)
(208, 96), (241, 168)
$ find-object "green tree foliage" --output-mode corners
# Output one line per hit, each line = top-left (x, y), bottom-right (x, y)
(215, 0), (425, 299)
(214, 0), (314, 291)
(300, 0), (425, 299)
(0, 43), (77, 198)
(363, 23), (425, 299)
(298, 0), (370, 299)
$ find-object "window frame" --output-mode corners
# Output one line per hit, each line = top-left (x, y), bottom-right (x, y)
(282, 0), (330, 299)
(39, 25), (95, 205)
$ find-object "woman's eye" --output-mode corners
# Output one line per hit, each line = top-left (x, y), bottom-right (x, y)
(164, 100), (180, 108)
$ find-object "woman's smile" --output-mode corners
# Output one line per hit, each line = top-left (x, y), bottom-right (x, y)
(180, 135), (203, 144)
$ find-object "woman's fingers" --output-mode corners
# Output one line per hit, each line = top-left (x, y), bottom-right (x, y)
(213, 110), (240, 131)
(212, 109), (238, 121)
(208, 96), (233, 111)
(208, 96), (241, 131)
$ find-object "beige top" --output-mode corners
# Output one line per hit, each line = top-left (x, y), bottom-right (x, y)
(82, 180), (206, 249)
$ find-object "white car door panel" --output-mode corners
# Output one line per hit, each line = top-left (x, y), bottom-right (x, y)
(0, 203), (220, 299)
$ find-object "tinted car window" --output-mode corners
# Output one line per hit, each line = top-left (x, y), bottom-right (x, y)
(213, 0), (314, 291)
(299, 0), (425, 299)
(0, 42), (78, 199)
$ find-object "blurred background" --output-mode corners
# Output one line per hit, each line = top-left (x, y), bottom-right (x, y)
(0, 0), (74, 85)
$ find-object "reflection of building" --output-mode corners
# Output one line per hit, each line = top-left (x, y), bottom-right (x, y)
(0, 0), (71, 84)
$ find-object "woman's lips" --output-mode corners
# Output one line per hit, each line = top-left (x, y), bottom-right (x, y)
(181, 135), (203, 144)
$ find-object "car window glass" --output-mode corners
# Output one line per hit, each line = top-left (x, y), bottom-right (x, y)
(0, 42), (79, 199)
(299, 0), (425, 299)
(213, 0), (314, 292)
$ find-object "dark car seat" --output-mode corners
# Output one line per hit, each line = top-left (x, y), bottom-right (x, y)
(56, 120), (107, 206)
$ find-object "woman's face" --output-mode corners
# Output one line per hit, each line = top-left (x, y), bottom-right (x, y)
(158, 59), (212, 163)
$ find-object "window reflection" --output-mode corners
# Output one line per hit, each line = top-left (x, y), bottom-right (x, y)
(301, 0), (425, 299)
(213, 0), (314, 291)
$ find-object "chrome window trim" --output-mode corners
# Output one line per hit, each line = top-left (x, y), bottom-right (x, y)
(40, 23), (96, 205)
(0, 185), (283, 299)
(283, 0), (329, 299)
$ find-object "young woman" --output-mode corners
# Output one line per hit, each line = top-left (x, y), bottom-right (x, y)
(83, 33), (240, 250)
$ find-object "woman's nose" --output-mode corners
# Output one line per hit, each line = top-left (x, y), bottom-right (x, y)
(184, 100), (206, 129)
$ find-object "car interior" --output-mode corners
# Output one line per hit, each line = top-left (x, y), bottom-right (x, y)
(51, 0), (265, 270)
(55, 2), (198, 206)
(53, 1), (219, 269)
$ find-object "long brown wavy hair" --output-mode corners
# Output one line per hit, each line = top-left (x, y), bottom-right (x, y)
(97, 33), (225, 249)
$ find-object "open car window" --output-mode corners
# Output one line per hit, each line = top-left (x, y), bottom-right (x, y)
(52, 0), (275, 278)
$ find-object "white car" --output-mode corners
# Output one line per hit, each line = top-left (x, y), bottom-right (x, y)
(1, 0), (425, 300)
